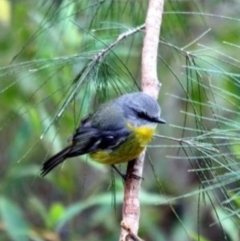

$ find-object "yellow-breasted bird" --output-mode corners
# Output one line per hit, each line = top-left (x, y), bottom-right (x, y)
(41, 92), (165, 176)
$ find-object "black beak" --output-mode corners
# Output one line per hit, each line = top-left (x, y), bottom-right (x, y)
(155, 117), (166, 124)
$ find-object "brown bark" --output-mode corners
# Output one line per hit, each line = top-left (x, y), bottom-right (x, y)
(119, 0), (165, 240)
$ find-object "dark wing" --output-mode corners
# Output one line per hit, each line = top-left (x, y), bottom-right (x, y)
(71, 125), (131, 154)
(71, 102), (132, 153)
(41, 110), (131, 176)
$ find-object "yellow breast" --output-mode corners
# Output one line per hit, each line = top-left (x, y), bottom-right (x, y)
(90, 124), (156, 165)
(130, 125), (156, 143)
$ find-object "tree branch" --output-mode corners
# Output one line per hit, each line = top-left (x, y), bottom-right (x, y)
(142, 0), (164, 98)
(119, 0), (164, 240)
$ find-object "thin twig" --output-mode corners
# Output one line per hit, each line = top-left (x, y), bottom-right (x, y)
(93, 24), (145, 63)
(121, 222), (145, 241)
(38, 24), (145, 142)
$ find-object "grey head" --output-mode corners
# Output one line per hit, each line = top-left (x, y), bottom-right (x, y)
(115, 92), (165, 126)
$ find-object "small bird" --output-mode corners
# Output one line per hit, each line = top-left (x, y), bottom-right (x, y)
(41, 92), (165, 176)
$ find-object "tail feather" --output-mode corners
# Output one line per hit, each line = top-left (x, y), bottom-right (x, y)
(41, 146), (71, 177)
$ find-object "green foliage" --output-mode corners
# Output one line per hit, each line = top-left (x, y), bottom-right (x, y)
(1, 0), (240, 241)
(0, 197), (30, 241)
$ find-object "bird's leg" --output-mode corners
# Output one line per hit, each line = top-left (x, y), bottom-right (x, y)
(127, 173), (143, 180)
(111, 164), (144, 181)
(125, 159), (144, 180)
(112, 165), (126, 180)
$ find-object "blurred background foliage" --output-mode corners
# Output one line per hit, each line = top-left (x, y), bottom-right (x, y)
(1, 0), (240, 240)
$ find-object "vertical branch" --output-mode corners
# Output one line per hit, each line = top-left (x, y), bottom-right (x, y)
(142, 0), (164, 97)
(119, 0), (164, 240)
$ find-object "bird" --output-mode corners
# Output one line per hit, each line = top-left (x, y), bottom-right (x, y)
(41, 92), (165, 177)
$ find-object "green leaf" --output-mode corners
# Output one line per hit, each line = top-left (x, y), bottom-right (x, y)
(56, 190), (170, 230)
(48, 203), (65, 228)
(0, 197), (30, 241)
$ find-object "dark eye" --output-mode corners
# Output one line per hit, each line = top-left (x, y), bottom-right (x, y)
(137, 111), (164, 123)
(137, 111), (150, 120)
